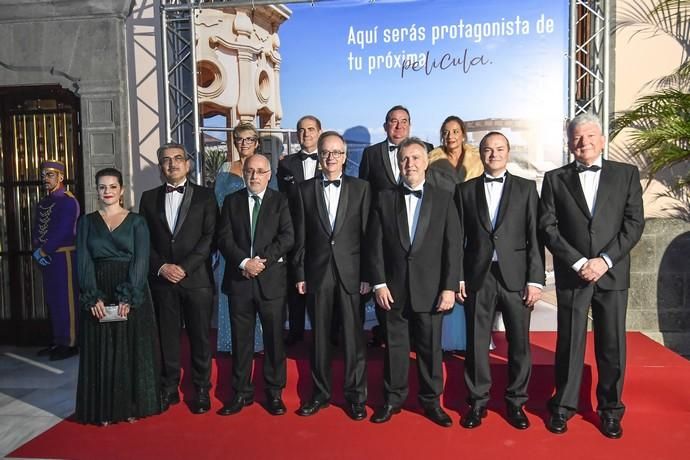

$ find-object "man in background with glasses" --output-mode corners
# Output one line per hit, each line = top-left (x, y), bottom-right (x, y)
(217, 154), (294, 416)
(139, 143), (217, 415)
(293, 132), (372, 421)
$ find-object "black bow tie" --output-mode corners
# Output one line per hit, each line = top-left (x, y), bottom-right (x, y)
(576, 164), (601, 173)
(388, 145), (399, 152)
(403, 187), (422, 198)
(484, 176), (504, 183)
(322, 179), (341, 188)
(299, 152), (318, 161)
(166, 185), (185, 194)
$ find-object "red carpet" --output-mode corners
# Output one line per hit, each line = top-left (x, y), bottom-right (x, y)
(11, 332), (690, 460)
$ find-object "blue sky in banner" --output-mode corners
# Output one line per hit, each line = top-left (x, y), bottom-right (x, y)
(278, 0), (569, 173)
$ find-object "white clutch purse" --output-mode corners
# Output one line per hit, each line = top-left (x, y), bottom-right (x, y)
(99, 304), (127, 323)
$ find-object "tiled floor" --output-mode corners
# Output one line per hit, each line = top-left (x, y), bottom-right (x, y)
(0, 347), (78, 459)
(0, 293), (558, 459)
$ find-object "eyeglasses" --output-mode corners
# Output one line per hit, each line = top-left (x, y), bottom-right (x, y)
(160, 155), (188, 166)
(243, 168), (271, 177)
(236, 137), (258, 144)
(319, 150), (345, 158)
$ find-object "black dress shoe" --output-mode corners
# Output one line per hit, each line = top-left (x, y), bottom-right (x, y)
(161, 391), (181, 411)
(424, 406), (452, 428)
(370, 405), (401, 423)
(265, 395), (287, 416)
(192, 388), (211, 414)
(217, 395), (253, 416)
(297, 399), (329, 417)
(37, 345), (56, 357)
(346, 402), (367, 421)
(506, 405), (530, 429)
(546, 413), (568, 434)
(460, 406), (488, 429)
(600, 416), (622, 439)
(49, 345), (78, 361)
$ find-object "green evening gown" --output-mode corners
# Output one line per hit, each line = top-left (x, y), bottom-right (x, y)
(75, 211), (161, 424)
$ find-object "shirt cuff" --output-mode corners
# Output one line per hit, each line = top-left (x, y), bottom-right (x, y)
(373, 283), (387, 291)
(239, 258), (250, 270)
(600, 253), (613, 269)
(526, 282), (544, 290)
(157, 264), (165, 276)
(572, 257), (587, 272)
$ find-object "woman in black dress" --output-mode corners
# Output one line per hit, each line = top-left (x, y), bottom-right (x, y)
(75, 168), (161, 425)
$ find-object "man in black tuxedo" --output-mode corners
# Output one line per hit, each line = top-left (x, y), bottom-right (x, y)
(278, 115), (322, 346)
(368, 137), (460, 427)
(455, 132), (545, 430)
(216, 154), (294, 416)
(539, 113), (644, 438)
(359, 105), (433, 347)
(139, 143), (217, 414)
(293, 131), (372, 421)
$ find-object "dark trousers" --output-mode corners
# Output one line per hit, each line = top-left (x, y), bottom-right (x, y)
(549, 285), (628, 420)
(42, 248), (79, 347)
(287, 276), (307, 340)
(151, 284), (213, 394)
(464, 263), (532, 408)
(306, 265), (367, 403)
(383, 302), (443, 408)
(230, 281), (286, 399)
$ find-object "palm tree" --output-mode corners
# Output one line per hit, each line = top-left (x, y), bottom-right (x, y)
(611, 0), (690, 216)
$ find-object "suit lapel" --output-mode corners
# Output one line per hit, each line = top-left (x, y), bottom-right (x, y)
(562, 162), (592, 219)
(314, 179), (333, 234)
(238, 188), (251, 243)
(156, 186), (170, 234)
(172, 184), (194, 238)
(475, 178), (492, 233)
(254, 188), (271, 244)
(380, 142), (397, 185)
(395, 189), (411, 251)
(410, 183), (433, 253)
(292, 156), (305, 182)
(592, 159), (614, 218)
(494, 172), (512, 231)
(332, 177), (350, 237)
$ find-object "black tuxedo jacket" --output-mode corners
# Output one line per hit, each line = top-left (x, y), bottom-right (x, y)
(217, 187), (294, 300)
(368, 183), (461, 312)
(359, 140), (433, 192)
(293, 176), (371, 295)
(277, 153), (322, 216)
(539, 159), (644, 290)
(455, 173), (545, 291)
(139, 183), (217, 289)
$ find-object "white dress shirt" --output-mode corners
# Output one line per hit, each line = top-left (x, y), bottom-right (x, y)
(239, 188), (267, 270)
(578, 156), (603, 216)
(387, 141), (401, 183)
(301, 151), (318, 180)
(165, 179), (187, 232)
(483, 173), (505, 262)
(322, 175), (342, 230)
(404, 181), (424, 242)
(571, 156), (613, 272)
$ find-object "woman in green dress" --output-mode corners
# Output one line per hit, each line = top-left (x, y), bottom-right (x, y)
(75, 167), (161, 425)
